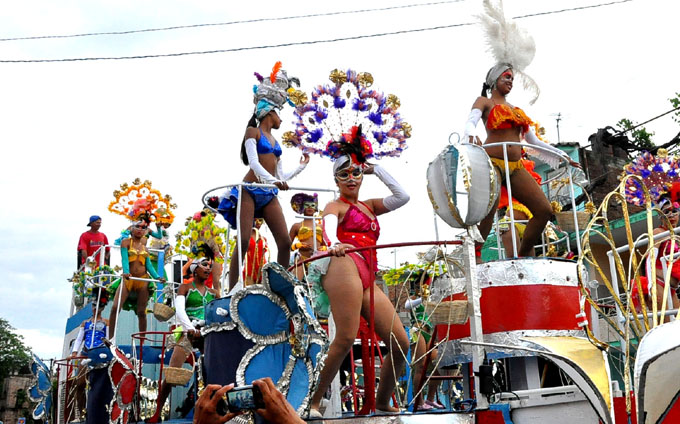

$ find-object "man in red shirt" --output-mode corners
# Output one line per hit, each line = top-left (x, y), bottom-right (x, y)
(77, 215), (110, 267)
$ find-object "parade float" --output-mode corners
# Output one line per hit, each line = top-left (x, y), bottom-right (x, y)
(47, 3), (680, 422)
(48, 107), (680, 424)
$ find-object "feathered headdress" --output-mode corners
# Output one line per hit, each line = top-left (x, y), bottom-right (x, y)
(623, 150), (680, 207)
(253, 61), (303, 119)
(175, 209), (228, 264)
(479, 0), (540, 104)
(283, 69), (412, 160)
(108, 178), (176, 224)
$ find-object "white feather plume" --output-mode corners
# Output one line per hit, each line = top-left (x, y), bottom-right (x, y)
(479, 0), (540, 104)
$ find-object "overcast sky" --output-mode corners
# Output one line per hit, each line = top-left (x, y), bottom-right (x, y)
(0, 0), (676, 359)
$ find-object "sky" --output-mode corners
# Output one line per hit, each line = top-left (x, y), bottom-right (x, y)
(0, 0), (677, 359)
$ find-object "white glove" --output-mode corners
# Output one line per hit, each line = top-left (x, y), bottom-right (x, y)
(374, 164), (409, 211)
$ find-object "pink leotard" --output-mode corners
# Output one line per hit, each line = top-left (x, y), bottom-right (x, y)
(337, 198), (381, 290)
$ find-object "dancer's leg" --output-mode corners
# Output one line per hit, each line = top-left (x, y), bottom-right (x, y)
(148, 345), (190, 422)
(309, 256), (363, 410)
(363, 286), (409, 411)
(227, 192), (255, 290)
(510, 168), (552, 257)
(136, 286), (149, 334)
(108, 283), (130, 339)
(262, 198), (292, 266)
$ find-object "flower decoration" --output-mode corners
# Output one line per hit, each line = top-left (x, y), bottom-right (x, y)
(229, 263), (328, 414)
(175, 209), (227, 264)
(109, 178), (176, 224)
(28, 354), (52, 423)
(290, 69), (411, 159)
(623, 151), (680, 206)
(72, 265), (120, 302)
(108, 345), (139, 424)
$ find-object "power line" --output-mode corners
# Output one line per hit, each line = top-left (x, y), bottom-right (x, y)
(0, 0), (633, 64)
(0, 0), (464, 42)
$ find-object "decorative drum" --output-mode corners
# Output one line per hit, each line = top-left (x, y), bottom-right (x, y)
(433, 258), (588, 364)
(427, 143), (499, 228)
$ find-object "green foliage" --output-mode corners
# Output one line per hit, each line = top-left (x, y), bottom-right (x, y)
(616, 118), (655, 151)
(381, 263), (443, 286)
(0, 317), (31, 392)
(670, 92), (680, 124)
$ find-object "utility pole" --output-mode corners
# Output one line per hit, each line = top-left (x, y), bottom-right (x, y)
(555, 112), (562, 143)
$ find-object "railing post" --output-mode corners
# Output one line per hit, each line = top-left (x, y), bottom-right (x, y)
(462, 234), (487, 409)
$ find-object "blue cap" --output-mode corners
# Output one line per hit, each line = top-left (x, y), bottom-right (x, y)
(87, 215), (101, 226)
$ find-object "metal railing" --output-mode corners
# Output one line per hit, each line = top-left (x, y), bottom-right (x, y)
(475, 141), (583, 259)
(201, 182), (337, 289)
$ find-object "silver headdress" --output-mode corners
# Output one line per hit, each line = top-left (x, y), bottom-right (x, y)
(479, 0), (540, 104)
(253, 62), (301, 120)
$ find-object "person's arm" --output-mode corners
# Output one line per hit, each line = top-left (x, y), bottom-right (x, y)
(276, 154), (309, 181)
(404, 297), (423, 310)
(104, 235), (111, 265)
(174, 295), (195, 331)
(145, 257), (162, 280)
(464, 108), (483, 145)
(524, 127), (580, 168)
(71, 325), (85, 356)
(245, 138), (279, 184)
(78, 234), (88, 266)
(253, 378), (305, 424)
(369, 164), (409, 215)
(212, 263), (222, 297)
(193, 384), (241, 424)
(121, 247), (130, 275)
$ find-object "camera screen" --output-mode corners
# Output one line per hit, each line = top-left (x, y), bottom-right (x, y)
(227, 388), (256, 410)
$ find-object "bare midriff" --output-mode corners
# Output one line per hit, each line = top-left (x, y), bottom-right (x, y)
(243, 153), (278, 183)
(483, 127), (523, 161)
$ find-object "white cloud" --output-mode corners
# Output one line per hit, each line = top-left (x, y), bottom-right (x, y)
(16, 328), (65, 360)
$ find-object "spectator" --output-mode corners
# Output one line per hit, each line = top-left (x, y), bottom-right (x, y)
(193, 378), (304, 424)
(77, 215), (110, 267)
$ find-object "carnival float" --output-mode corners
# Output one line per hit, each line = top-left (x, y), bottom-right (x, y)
(33, 1), (680, 424)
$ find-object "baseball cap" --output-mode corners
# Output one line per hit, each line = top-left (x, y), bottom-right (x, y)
(87, 215), (102, 226)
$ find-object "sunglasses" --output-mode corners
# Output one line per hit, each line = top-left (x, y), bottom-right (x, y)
(335, 167), (363, 182)
(133, 225), (148, 230)
(197, 261), (213, 268)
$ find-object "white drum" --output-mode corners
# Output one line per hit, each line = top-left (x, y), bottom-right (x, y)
(427, 143), (499, 228)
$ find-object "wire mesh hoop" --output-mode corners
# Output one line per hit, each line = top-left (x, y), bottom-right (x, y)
(555, 211), (590, 233)
(165, 352), (195, 386)
(425, 300), (468, 325)
(153, 303), (175, 322)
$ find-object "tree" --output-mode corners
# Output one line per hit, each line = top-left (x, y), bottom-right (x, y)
(593, 94), (680, 158)
(0, 317), (31, 392)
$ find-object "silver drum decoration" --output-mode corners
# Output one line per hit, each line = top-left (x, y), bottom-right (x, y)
(427, 143), (499, 228)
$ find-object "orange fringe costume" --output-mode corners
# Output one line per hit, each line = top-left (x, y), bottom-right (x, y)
(242, 229), (269, 285)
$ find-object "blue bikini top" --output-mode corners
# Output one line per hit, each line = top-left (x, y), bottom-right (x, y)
(257, 129), (282, 157)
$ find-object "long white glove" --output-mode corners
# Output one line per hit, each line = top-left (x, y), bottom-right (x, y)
(374, 164), (409, 211)
(244, 138), (278, 184)
(464, 108), (483, 140)
(276, 158), (307, 181)
(323, 214), (340, 246)
(71, 326), (85, 354)
(174, 296), (195, 331)
(524, 127), (570, 169)
(404, 297), (423, 310)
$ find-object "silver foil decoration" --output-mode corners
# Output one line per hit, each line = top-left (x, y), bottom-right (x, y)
(229, 263), (330, 416)
(477, 257), (579, 288)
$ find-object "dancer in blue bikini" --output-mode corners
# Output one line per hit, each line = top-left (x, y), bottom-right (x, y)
(218, 62), (309, 290)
